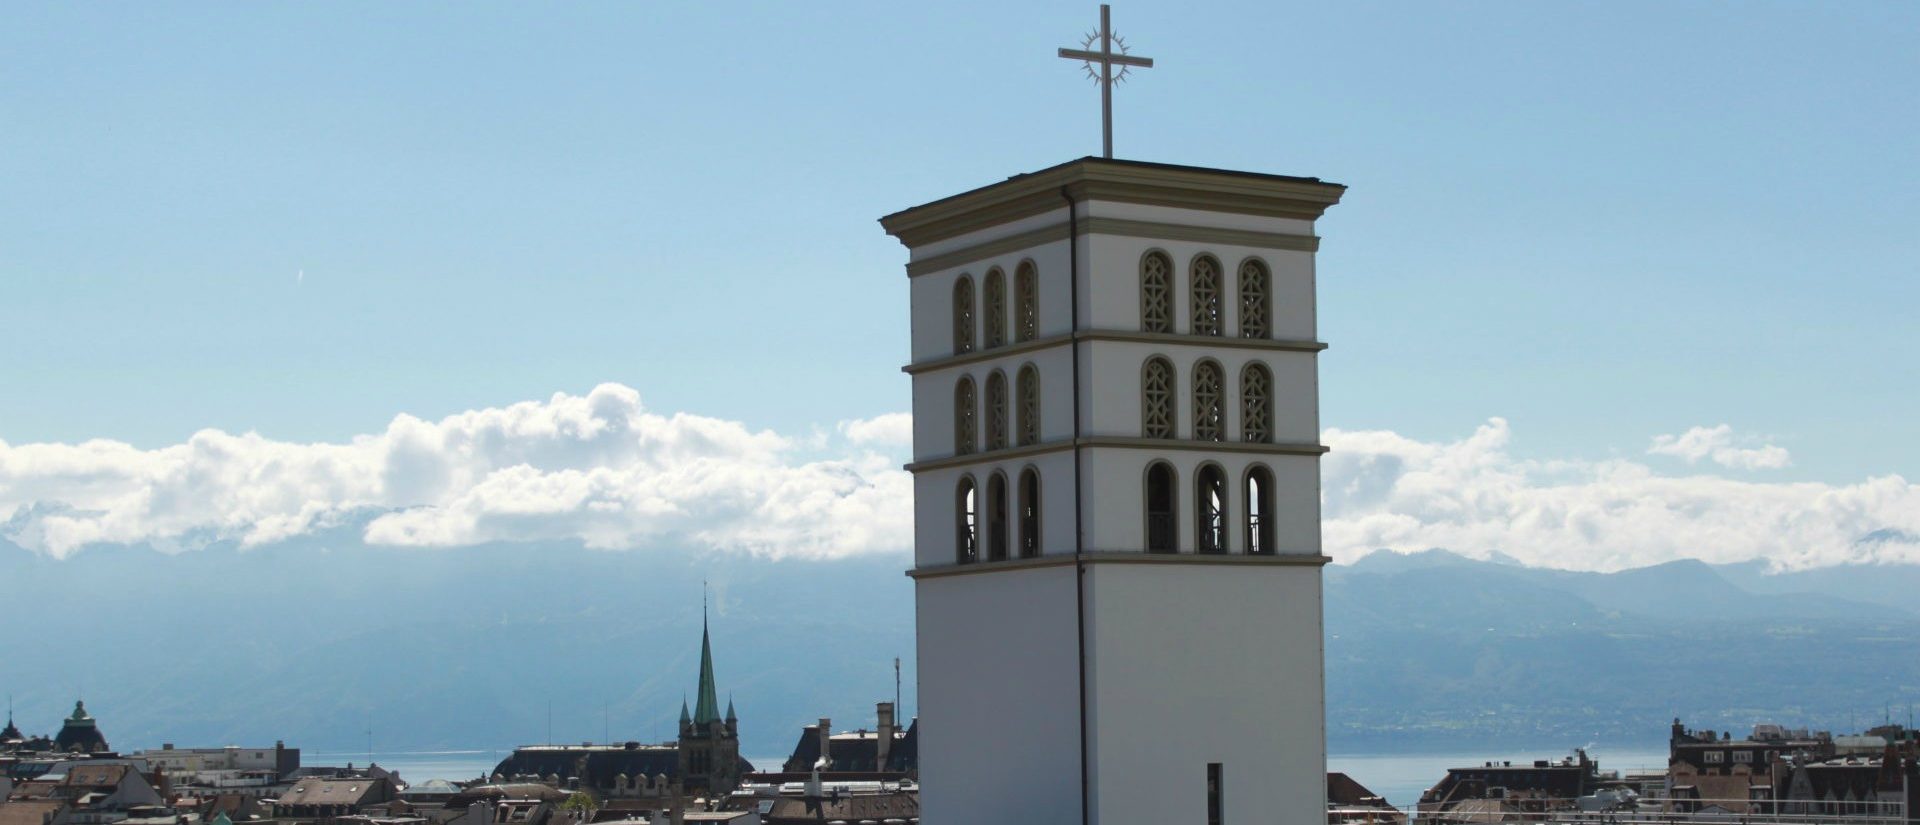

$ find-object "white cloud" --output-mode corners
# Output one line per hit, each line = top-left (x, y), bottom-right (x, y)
(1648, 424), (1792, 470)
(1326, 418), (1917, 571)
(0, 384), (912, 560)
(838, 412), (913, 448)
(4, 398), (1915, 572)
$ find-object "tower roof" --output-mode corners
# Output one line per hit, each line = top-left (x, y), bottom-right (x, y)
(692, 611), (721, 727)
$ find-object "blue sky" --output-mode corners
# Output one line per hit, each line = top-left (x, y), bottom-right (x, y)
(1, 2), (1916, 552)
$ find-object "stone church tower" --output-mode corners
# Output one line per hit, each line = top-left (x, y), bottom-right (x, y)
(881, 158), (1344, 825)
(676, 613), (741, 797)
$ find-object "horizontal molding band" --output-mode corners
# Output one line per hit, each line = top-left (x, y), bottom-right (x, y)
(906, 550), (1334, 580)
(903, 217), (1319, 278)
(901, 330), (1326, 375)
(904, 436), (1327, 473)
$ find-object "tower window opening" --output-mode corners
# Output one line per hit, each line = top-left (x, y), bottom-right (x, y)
(1193, 360), (1224, 442)
(1141, 251), (1173, 333)
(1197, 464), (1227, 554)
(952, 276), (975, 354)
(1015, 261), (1038, 342)
(1207, 763), (1224, 825)
(1245, 465), (1275, 555)
(1241, 363), (1271, 444)
(956, 477), (978, 564)
(1145, 462), (1177, 553)
(1017, 365), (1040, 446)
(1191, 255), (1223, 336)
(1142, 357), (1175, 439)
(986, 370), (1009, 450)
(983, 267), (1007, 349)
(987, 473), (1009, 562)
(1239, 258), (1270, 338)
(1018, 468), (1041, 558)
(954, 376), (977, 455)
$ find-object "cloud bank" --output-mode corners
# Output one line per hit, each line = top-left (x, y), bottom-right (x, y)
(2, 390), (1915, 571)
(0, 384), (911, 561)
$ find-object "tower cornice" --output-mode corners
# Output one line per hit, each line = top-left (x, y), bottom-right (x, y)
(879, 157), (1346, 249)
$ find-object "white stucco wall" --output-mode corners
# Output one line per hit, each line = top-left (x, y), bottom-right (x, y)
(1085, 562), (1327, 825)
(915, 566), (1085, 825)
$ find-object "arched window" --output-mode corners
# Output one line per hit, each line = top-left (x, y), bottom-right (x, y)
(1015, 261), (1038, 342)
(1239, 258), (1270, 338)
(986, 370), (1009, 450)
(1241, 363), (1272, 444)
(1191, 255), (1223, 336)
(1018, 468), (1041, 558)
(1142, 357), (1175, 438)
(956, 476), (978, 564)
(1196, 464), (1227, 554)
(1193, 360), (1224, 442)
(1245, 465), (1275, 555)
(1145, 462), (1177, 553)
(952, 276), (975, 354)
(986, 472), (1009, 562)
(1017, 364), (1040, 446)
(1141, 251), (1173, 333)
(983, 268), (1007, 349)
(954, 376), (977, 455)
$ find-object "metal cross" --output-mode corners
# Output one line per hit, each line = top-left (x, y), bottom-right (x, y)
(1058, 4), (1154, 159)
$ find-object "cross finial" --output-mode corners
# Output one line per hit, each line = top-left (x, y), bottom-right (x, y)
(1058, 4), (1154, 159)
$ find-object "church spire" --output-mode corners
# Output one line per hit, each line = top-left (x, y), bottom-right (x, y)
(692, 600), (721, 727)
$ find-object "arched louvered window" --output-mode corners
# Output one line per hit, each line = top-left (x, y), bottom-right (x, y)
(1245, 465), (1275, 555)
(1196, 464), (1227, 554)
(1145, 462), (1177, 553)
(1017, 364), (1040, 446)
(1142, 357), (1175, 439)
(952, 276), (975, 354)
(1193, 360), (1224, 442)
(1141, 251), (1173, 333)
(983, 268), (1007, 349)
(1241, 363), (1272, 444)
(956, 477), (978, 564)
(986, 370), (1009, 450)
(986, 472), (1009, 561)
(1018, 468), (1041, 558)
(1239, 258), (1270, 338)
(1191, 255), (1223, 336)
(954, 376), (977, 455)
(1015, 261), (1038, 342)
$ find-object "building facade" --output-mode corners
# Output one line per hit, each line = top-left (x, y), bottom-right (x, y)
(881, 158), (1344, 825)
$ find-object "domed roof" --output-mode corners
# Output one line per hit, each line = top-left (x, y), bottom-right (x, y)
(54, 700), (108, 753)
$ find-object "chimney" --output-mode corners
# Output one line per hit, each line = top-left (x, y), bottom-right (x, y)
(876, 702), (896, 769)
(817, 718), (832, 771)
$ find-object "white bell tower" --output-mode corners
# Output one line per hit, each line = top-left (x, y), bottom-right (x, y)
(881, 158), (1344, 825)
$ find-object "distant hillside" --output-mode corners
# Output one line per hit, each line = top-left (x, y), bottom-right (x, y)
(2, 537), (1916, 761)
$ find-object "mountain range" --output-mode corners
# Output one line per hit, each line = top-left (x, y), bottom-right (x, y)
(2, 533), (1915, 761)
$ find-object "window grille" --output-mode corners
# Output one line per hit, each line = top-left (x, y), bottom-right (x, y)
(1193, 361), (1224, 441)
(1141, 252), (1172, 333)
(1017, 365), (1040, 446)
(1142, 357), (1175, 438)
(1239, 259), (1269, 338)
(954, 377), (976, 455)
(1245, 466), (1275, 555)
(1015, 261), (1038, 342)
(1191, 255), (1222, 336)
(986, 370), (1009, 450)
(952, 277), (975, 354)
(983, 268), (1006, 349)
(1241, 363), (1271, 443)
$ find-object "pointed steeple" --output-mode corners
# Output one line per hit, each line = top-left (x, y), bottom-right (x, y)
(725, 696), (736, 723)
(692, 600), (721, 727)
(679, 698), (691, 726)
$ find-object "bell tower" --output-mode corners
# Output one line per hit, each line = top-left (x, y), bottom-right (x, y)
(880, 158), (1343, 825)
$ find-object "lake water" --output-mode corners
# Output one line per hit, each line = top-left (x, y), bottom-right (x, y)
(317, 746), (1673, 809)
